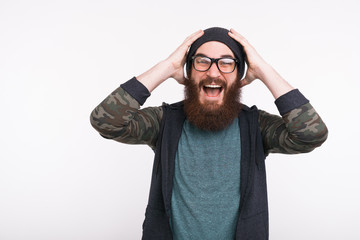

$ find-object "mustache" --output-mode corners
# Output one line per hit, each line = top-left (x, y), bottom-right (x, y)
(198, 77), (227, 88)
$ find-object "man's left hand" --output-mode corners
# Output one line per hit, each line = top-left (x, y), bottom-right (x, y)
(228, 29), (270, 88)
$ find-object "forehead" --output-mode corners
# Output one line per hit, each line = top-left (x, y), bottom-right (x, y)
(195, 41), (234, 58)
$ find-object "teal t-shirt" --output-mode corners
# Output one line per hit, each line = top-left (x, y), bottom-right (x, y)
(170, 119), (241, 240)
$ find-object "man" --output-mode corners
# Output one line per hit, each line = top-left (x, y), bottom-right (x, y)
(90, 27), (328, 240)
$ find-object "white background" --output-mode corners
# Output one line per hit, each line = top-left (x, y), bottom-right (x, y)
(1, 0), (359, 239)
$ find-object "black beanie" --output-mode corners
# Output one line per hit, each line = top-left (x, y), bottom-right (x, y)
(186, 27), (246, 79)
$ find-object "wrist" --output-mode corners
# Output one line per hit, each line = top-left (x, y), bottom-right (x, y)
(256, 63), (274, 82)
(136, 61), (170, 92)
(258, 65), (294, 99)
(161, 58), (179, 78)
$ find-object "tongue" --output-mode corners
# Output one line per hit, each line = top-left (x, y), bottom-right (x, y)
(205, 87), (221, 97)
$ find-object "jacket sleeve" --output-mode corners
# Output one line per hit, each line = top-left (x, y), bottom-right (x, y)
(90, 77), (163, 150)
(259, 89), (328, 155)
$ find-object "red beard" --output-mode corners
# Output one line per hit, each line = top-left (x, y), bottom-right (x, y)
(183, 77), (242, 131)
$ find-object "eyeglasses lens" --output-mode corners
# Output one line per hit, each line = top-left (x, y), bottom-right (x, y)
(193, 56), (236, 73)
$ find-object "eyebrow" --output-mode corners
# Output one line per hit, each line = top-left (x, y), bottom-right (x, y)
(196, 53), (235, 58)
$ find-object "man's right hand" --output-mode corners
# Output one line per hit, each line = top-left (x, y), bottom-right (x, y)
(137, 30), (204, 92)
(164, 30), (204, 85)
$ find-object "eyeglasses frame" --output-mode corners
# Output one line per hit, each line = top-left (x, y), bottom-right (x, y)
(191, 55), (239, 73)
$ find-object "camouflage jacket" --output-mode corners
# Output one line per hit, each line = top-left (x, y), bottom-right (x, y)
(90, 78), (328, 155)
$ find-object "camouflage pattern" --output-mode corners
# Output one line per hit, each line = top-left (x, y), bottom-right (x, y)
(90, 87), (163, 150)
(91, 87), (327, 154)
(258, 103), (328, 155)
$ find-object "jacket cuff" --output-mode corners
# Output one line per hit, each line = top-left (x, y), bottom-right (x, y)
(275, 89), (309, 115)
(120, 77), (151, 105)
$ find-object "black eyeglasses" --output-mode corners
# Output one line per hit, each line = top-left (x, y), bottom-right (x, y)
(192, 55), (238, 73)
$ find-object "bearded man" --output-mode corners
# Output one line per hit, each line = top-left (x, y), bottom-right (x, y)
(90, 27), (328, 240)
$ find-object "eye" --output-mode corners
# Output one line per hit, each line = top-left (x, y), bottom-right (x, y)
(219, 58), (235, 66)
(196, 57), (211, 65)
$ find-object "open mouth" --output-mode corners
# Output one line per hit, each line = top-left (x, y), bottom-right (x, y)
(202, 84), (223, 97)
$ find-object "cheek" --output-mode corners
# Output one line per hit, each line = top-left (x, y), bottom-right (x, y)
(225, 74), (239, 87)
(190, 70), (204, 80)
(190, 74), (206, 88)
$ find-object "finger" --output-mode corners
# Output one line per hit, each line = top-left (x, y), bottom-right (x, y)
(228, 29), (252, 49)
(228, 28), (246, 42)
(229, 28), (245, 39)
(229, 29), (259, 65)
(186, 29), (204, 41)
(174, 30), (203, 55)
(183, 29), (204, 47)
(228, 30), (250, 65)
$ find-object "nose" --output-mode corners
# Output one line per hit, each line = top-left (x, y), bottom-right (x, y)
(206, 62), (221, 78)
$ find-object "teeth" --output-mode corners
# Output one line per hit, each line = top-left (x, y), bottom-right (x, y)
(204, 85), (221, 88)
